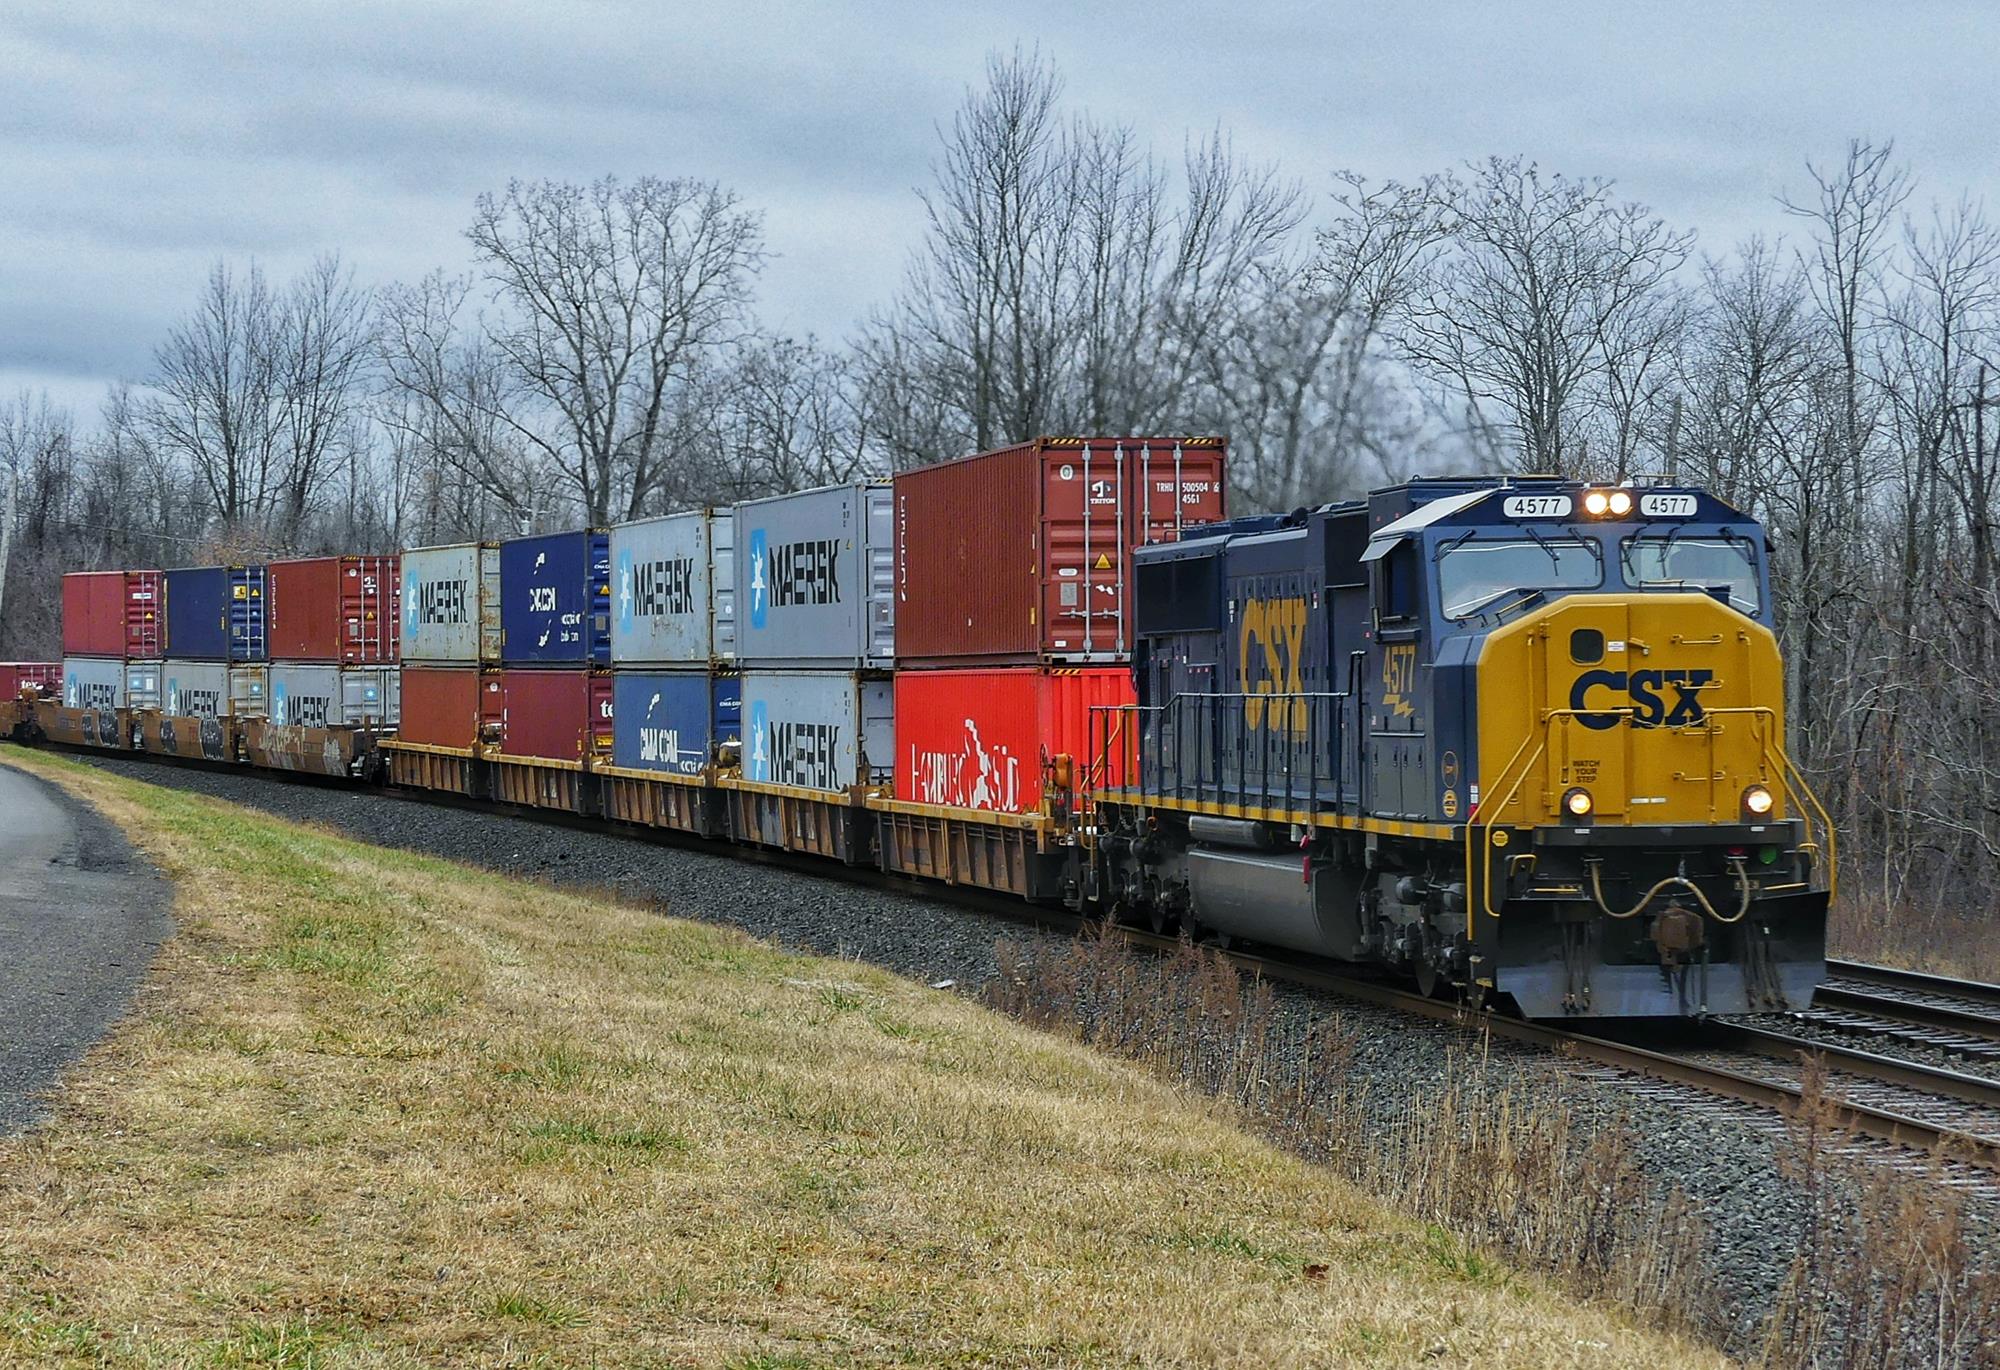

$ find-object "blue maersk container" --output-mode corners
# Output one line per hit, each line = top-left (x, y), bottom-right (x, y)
(500, 530), (611, 666)
(164, 565), (266, 661)
(609, 671), (741, 776)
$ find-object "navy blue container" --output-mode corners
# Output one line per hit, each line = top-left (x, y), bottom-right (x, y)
(164, 565), (266, 661)
(500, 530), (611, 666)
(609, 670), (741, 776)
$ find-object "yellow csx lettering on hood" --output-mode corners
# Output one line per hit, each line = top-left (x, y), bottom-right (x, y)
(1239, 595), (1308, 733)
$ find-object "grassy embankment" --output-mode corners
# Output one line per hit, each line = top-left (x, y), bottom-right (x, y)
(0, 749), (1725, 1367)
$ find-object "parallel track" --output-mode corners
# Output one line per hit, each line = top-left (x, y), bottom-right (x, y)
(18, 738), (2000, 1175)
(1807, 959), (2000, 1061)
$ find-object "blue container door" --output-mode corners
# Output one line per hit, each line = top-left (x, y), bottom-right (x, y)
(502, 531), (611, 664)
(611, 671), (715, 776)
(712, 672), (742, 751)
(228, 566), (267, 661)
(165, 567), (229, 659)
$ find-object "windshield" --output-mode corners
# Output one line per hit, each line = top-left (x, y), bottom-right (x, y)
(1622, 536), (1761, 613)
(1438, 538), (1602, 618)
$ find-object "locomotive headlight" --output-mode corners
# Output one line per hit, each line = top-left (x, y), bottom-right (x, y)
(1743, 783), (1775, 817)
(1607, 488), (1634, 517)
(1563, 786), (1595, 818)
(1582, 489), (1612, 517)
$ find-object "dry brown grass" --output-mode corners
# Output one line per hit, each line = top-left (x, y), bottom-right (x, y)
(1829, 889), (2000, 984)
(0, 749), (1727, 1367)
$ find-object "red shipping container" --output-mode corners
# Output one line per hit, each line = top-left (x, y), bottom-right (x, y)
(399, 665), (486, 750)
(893, 436), (1226, 665)
(497, 669), (613, 762)
(61, 571), (163, 658)
(0, 662), (60, 698)
(893, 666), (1135, 814)
(267, 555), (400, 663)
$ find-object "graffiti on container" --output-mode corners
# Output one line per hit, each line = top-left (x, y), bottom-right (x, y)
(907, 720), (1022, 812)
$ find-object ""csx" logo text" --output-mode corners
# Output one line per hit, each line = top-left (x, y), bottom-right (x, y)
(1569, 668), (1714, 730)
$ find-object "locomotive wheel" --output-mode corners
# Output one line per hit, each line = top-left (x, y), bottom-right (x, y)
(1413, 956), (1440, 999)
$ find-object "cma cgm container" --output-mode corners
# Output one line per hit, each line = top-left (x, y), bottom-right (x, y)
(610, 510), (735, 665)
(500, 530), (610, 666)
(164, 566), (267, 661)
(739, 670), (892, 793)
(609, 670), (742, 776)
(894, 667), (1135, 814)
(61, 570), (162, 658)
(398, 665), (486, 749)
(62, 656), (146, 710)
(267, 555), (400, 663)
(269, 664), (400, 728)
(0, 662), (60, 698)
(401, 543), (500, 663)
(894, 436), (1226, 664)
(496, 668), (612, 761)
(734, 483), (894, 669)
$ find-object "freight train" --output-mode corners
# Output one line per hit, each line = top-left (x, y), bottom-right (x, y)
(2, 439), (1833, 1019)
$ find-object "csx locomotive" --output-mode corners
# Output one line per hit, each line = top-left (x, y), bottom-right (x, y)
(1094, 476), (1832, 1017)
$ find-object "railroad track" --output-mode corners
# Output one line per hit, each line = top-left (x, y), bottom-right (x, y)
(26, 740), (2000, 1178)
(1802, 959), (2000, 1062)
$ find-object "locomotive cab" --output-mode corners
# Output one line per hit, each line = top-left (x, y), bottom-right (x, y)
(1095, 476), (1832, 1019)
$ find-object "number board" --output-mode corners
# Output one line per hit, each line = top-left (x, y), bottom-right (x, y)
(1502, 494), (1572, 519)
(1639, 492), (1699, 518)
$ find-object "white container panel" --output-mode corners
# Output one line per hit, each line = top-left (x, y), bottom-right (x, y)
(269, 664), (402, 728)
(734, 483), (894, 668)
(611, 510), (733, 665)
(62, 656), (130, 710)
(739, 669), (893, 793)
(400, 543), (501, 663)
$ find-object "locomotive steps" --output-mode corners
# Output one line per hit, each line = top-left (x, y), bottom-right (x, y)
(0, 750), (1718, 1367)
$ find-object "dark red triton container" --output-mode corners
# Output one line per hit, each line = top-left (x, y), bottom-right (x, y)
(0, 662), (60, 699)
(398, 665), (488, 751)
(892, 436), (1227, 665)
(496, 669), (613, 762)
(61, 570), (163, 658)
(267, 556), (400, 663)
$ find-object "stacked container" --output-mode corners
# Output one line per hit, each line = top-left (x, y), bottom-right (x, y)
(399, 543), (500, 750)
(889, 437), (1227, 814)
(0, 662), (59, 699)
(60, 570), (162, 712)
(733, 483), (894, 794)
(607, 509), (739, 777)
(266, 555), (401, 730)
(158, 565), (269, 721)
(490, 530), (611, 763)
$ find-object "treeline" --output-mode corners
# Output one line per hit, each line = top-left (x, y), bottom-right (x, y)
(4, 50), (1996, 917)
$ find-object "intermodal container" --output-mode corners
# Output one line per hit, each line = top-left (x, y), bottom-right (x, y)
(61, 571), (163, 658)
(738, 669), (892, 793)
(610, 510), (735, 665)
(608, 670), (741, 776)
(893, 666), (1135, 814)
(161, 660), (231, 718)
(62, 656), (138, 710)
(0, 663), (60, 698)
(267, 555), (400, 663)
(398, 665), (486, 749)
(734, 483), (894, 669)
(401, 544), (501, 663)
(495, 668), (613, 761)
(269, 664), (400, 728)
(500, 530), (610, 666)
(893, 436), (1227, 664)
(163, 566), (267, 661)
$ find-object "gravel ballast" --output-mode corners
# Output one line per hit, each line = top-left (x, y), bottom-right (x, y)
(55, 750), (2000, 1357)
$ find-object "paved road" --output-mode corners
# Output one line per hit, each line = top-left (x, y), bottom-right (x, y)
(0, 761), (172, 1131)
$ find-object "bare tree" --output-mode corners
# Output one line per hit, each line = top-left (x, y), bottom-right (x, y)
(1397, 157), (1693, 476)
(463, 176), (765, 524)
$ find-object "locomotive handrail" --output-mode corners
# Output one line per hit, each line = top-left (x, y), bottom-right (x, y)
(1694, 705), (1839, 902)
(1089, 691), (1351, 821)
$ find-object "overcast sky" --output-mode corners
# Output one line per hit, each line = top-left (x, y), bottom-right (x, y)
(6, 1), (1998, 423)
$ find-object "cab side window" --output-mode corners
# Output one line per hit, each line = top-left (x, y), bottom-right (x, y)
(1379, 544), (1420, 621)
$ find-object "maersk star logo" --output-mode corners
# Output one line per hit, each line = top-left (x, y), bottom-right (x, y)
(748, 528), (768, 629)
(403, 574), (419, 638)
(273, 682), (289, 724)
(747, 699), (769, 780)
(617, 549), (635, 630)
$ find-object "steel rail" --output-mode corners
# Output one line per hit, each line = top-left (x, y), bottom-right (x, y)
(1824, 958), (2000, 1014)
(1812, 985), (2000, 1043)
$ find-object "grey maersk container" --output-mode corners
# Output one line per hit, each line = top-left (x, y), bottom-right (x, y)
(739, 669), (893, 793)
(611, 509), (736, 665)
(401, 543), (501, 663)
(62, 656), (142, 710)
(734, 483), (894, 669)
(269, 664), (400, 728)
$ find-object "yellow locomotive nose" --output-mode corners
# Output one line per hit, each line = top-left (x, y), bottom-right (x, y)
(1477, 592), (1799, 828)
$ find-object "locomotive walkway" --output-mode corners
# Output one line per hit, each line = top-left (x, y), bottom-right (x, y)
(0, 761), (171, 1130)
